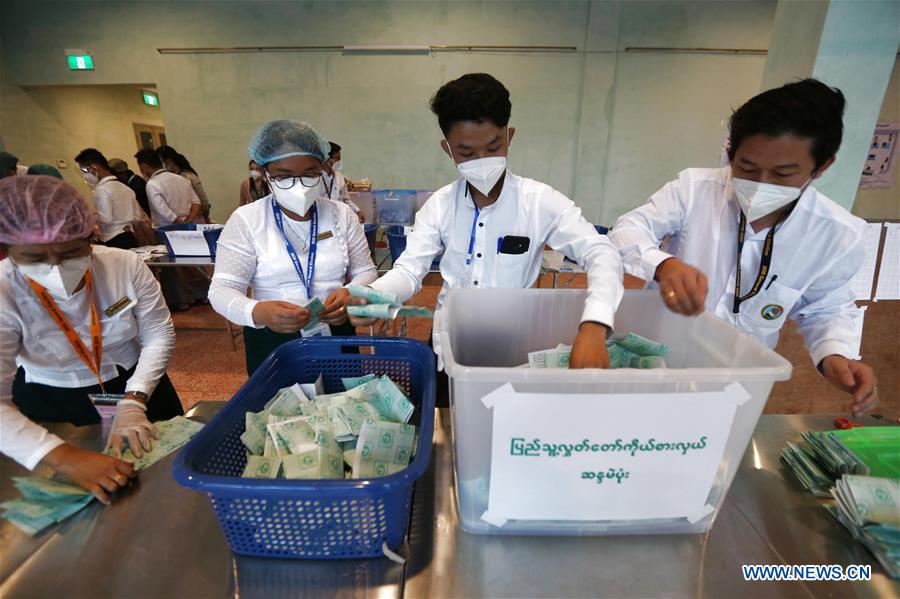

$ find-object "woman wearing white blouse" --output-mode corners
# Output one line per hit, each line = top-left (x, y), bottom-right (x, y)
(209, 120), (377, 374)
(0, 176), (181, 504)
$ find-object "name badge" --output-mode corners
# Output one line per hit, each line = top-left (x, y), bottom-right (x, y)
(316, 230), (334, 242)
(104, 296), (133, 317)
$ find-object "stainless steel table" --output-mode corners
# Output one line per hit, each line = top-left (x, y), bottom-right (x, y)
(1, 407), (897, 598)
(406, 412), (899, 598)
(0, 403), (402, 599)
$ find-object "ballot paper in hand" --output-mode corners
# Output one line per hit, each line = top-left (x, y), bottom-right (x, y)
(108, 415), (205, 471)
(347, 284), (433, 320)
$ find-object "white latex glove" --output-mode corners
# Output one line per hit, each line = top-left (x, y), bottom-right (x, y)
(107, 399), (160, 459)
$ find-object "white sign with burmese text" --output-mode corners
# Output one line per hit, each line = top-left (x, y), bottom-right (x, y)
(481, 383), (748, 526)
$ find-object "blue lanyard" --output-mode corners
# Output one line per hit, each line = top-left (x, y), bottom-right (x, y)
(272, 197), (318, 297)
(465, 204), (480, 266)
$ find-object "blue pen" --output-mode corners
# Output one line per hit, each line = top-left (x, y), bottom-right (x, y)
(497, 236), (504, 254)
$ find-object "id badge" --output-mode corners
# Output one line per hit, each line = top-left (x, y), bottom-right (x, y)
(300, 322), (332, 338)
(88, 393), (126, 419)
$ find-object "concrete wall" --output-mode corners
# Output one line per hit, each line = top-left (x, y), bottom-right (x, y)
(852, 57), (900, 221)
(2, 0), (785, 224)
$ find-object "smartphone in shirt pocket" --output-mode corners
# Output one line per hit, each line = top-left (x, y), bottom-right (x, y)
(494, 235), (532, 288)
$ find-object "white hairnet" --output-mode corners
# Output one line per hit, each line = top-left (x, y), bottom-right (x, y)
(248, 120), (330, 165)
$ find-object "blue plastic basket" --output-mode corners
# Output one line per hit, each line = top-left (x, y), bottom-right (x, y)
(172, 336), (436, 559)
(364, 223), (378, 255)
(385, 225), (442, 270)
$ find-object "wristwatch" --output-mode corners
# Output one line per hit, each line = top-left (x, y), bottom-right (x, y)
(125, 390), (149, 403)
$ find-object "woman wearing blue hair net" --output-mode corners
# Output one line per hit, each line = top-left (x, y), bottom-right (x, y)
(209, 120), (377, 374)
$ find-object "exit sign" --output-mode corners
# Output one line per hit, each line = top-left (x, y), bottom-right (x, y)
(142, 91), (159, 106)
(65, 49), (93, 70)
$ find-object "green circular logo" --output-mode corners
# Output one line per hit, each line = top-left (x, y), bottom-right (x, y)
(761, 304), (784, 320)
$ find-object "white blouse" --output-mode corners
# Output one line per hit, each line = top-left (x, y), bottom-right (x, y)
(209, 196), (377, 327)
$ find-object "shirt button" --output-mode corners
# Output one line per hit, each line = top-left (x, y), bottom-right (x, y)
(478, 222), (484, 227)
(474, 281), (479, 286)
(477, 253), (482, 258)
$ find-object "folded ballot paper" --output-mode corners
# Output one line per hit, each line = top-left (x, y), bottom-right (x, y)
(828, 476), (900, 579)
(523, 332), (669, 369)
(346, 283), (433, 320)
(240, 374), (417, 480)
(2, 416), (204, 536)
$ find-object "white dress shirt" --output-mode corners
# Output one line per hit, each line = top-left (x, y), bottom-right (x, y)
(372, 172), (624, 329)
(0, 246), (176, 469)
(92, 175), (143, 241)
(209, 196), (378, 327)
(609, 167), (866, 366)
(320, 170), (359, 214)
(145, 169), (200, 227)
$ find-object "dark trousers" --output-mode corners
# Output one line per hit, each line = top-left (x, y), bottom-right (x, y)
(13, 364), (183, 426)
(103, 231), (139, 250)
(243, 320), (358, 376)
(427, 335), (450, 408)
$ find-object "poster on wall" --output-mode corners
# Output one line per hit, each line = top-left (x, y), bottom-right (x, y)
(859, 122), (898, 188)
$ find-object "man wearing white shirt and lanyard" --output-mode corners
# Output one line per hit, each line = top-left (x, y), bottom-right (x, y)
(349, 73), (625, 403)
(75, 148), (143, 250)
(610, 79), (877, 418)
(0, 176), (182, 504)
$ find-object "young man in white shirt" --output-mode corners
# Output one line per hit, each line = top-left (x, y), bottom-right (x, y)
(134, 148), (201, 228)
(609, 79), (877, 417)
(350, 73), (624, 377)
(75, 148), (143, 249)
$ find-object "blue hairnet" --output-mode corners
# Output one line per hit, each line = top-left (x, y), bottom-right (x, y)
(248, 120), (330, 165)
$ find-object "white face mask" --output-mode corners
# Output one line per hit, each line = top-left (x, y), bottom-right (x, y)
(268, 177), (320, 215)
(81, 170), (99, 187)
(249, 170), (262, 179)
(446, 129), (510, 196)
(331, 160), (343, 172)
(733, 176), (812, 222)
(16, 255), (92, 299)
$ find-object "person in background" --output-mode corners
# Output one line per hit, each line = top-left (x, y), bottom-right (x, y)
(239, 160), (270, 206)
(0, 151), (18, 178)
(348, 73), (624, 405)
(609, 79), (877, 418)
(321, 142), (364, 223)
(134, 148), (206, 310)
(209, 120), (377, 375)
(157, 146), (211, 222)
(26, 163), (64, 179)
(74, 148), (144, 250)
(134, 149), (200, 227)
(0, 176), (182, 503)
(109, 158), (151, 217)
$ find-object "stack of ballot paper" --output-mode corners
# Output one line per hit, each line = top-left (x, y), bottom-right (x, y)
(2, 416), (204, 536)
(523, 332), (669, 369)
(346, 283), (433, 320)
(240, 373), (418, 480)
(828, 476), (900, 579)
(782, 426), (900, 495)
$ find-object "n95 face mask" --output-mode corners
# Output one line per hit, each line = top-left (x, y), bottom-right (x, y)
(17, 255), (92, 299)
(733, 177), (811, 222)
(268, 178), (320, 216)
(446, 129), (510, 196)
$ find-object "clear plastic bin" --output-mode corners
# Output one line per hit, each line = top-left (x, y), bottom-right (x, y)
(434, 288), (792, 536)
(374, 189), (416, 224)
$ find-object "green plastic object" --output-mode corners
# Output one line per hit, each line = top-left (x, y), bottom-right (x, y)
(830, 426), (900, 479)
